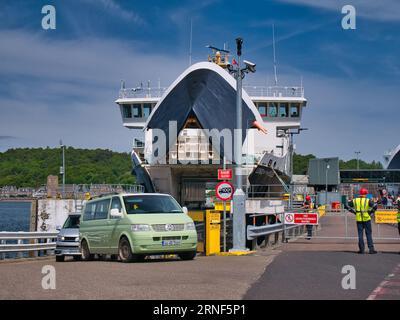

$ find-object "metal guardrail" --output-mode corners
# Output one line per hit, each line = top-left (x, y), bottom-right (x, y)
(247, 223), (297, 240)
(0, 232), (58, 259)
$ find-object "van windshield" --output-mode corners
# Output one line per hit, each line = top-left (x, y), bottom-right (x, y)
(123, 195), (183, 214)
(63, 216), (80, 228)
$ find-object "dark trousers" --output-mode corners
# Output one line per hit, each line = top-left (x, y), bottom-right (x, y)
(398, 222), (400, 236)
(357, 221), (375, 252)
(306, 224), (313, 237)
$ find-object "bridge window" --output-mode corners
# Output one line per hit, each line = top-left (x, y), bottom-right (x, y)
(257, 103), (267, 117)
(123, 105), (132, 118)
(279, 103), (288, 117)
(133, 104), (142, 118)
(290, 103), (300, 117)
(143, 103), (152, 118)
(268, 102), (278, 117)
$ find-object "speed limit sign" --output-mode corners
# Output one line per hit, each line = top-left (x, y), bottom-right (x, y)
(215, 181), (234, 201)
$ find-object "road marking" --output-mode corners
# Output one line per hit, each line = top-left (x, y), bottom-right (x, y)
(367, 263), (400, 300)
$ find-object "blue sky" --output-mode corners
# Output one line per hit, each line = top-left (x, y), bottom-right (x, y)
(0, 0), (399, 163)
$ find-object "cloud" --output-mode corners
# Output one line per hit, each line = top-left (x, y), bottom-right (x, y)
(0, 136), (17, 140)
(0, 29), (187, 152)
(83, 0), (146, 25)
(276, 0), (400, 22)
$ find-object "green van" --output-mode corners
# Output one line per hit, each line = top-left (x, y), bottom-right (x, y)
(79, 193), (197, 262)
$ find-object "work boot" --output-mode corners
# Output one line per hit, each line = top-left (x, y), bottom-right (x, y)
(357, 250), (364, 254)
(369, 250), (378, 254)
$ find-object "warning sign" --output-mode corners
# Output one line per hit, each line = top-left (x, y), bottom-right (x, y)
(375, 210), (398, 224)
(284, 212), (319, 225)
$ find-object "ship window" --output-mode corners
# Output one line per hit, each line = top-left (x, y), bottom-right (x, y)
(123, 105), (132, 118)
(290, 103), (300, 117)
(268, 103), (278, 117)
(258, 103), (267, 117)
(279, 103), (288, 117)
(143, 103), (152, 118)
(133, 104), (142, 118)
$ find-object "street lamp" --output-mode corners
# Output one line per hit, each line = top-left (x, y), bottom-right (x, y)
(325, 161), (330, 205)
(60, 140), (65, 198)
(229, 37), (256, 252)
(355, 151), (361, 171)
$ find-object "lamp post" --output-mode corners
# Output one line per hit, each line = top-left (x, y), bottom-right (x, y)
(355, 151), (361, 171)
(229, 37), (256, 252)
(60, 140), (65, 198)
(325, 162), (330, 205)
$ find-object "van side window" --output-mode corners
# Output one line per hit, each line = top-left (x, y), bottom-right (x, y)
(94, 199), (110, 220)
(83, 203), (96, 221)
(111, 197), (122, 218)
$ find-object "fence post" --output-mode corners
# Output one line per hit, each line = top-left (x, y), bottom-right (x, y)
(17, 239), (23, 258)
(0, 239), (4, 260)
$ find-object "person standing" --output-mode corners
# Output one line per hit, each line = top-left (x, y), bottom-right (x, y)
(302, 195), (314, 240)
(397, 195), (400, 253)
(347, 188), (378, 254)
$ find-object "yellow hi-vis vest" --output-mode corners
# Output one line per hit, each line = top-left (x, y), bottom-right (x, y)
(397, 204), (400, 223)
(353, 197), (371, 222)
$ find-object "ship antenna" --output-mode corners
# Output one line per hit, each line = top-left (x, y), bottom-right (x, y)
(272, 23), (278, 86)
(189, 18), (193, 66)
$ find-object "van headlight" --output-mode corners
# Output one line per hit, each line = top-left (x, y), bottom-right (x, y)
(75, 237), (79, 242)
(131, 224), (151, 232)
(185, 222), (196, 230)
(57, 235), (65, 241)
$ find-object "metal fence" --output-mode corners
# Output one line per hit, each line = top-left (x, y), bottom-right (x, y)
(0, 232), (58, 260)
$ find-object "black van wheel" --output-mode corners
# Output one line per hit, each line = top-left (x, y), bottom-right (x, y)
(55, 255), (65, 262)
(178, 251), (196, 261)
(73, 255), (82, 261)
(119, 237), (134, 262)
(81, 240), (94, 261)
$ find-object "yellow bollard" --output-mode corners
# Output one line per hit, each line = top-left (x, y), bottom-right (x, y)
(205, 210), (221, 256)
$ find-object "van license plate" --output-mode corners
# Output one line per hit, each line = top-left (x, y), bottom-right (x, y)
(162, 240), (181, 246)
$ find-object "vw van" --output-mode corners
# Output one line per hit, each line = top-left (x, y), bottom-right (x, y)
(79, 193), (197, 262)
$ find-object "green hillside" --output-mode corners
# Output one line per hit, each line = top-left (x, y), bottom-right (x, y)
(0, 148), (384, 187)
(0, 147), (135, 187)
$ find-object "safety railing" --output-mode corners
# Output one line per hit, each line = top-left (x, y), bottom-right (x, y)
(119, 87), (167, 99)
(243, 86), (304, 98)
(247, 222), (299, 240)
(0, 232), (58, 260)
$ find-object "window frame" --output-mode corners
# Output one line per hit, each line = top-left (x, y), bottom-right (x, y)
(122, 104), (132, 118)
(132, 104), (142, 118)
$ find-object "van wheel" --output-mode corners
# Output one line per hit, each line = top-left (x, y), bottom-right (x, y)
(56, 255), (65, 262)
(73, 255), (82, 261)
(178, 251), (196, 261)
(118, 237), (142, 263)
(81, 240), (94, 261)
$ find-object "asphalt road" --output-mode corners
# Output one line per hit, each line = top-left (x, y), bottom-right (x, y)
(244, 213), (400, 300)
(0, 212), (398, 300)
(244, 250), (400, 300)
(0, 253), (277, 300)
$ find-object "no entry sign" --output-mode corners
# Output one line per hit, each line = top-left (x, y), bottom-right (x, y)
(218, 169), (233, 180)
(215, 181), (234, 201)
(284, 212), (318, 225)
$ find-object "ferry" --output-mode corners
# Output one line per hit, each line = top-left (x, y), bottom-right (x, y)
(115, 47), (307, 211)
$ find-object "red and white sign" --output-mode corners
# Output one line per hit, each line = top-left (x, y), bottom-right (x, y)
(218, 169), (233, 180)
(284, 212), (319, 225)
(215, 181), (234, 201)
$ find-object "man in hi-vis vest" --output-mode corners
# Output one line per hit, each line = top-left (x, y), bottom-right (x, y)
(347, 188), (378, 254)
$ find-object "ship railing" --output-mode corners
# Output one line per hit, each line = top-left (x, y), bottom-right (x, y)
(119, 87), (167, 99)
(243, 86), (304, 98)
(0, 231), (58, 260)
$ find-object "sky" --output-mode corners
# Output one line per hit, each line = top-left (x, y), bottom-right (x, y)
(0, 0), (399, 163)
